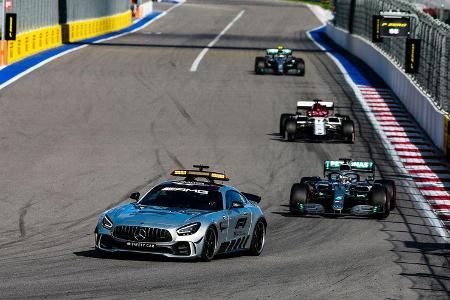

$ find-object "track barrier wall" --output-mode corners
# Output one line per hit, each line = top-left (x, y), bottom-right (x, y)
(64, 11), (132, 43)
(7, 25), (62, 64)
(1, 0), (132, 65)
(325, 23), (447, 154)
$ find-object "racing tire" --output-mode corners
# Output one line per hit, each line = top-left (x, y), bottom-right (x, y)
(255, 57), (266, 75)
(200, 226), (217, 262)
(375, 180), (396, 210)
(290, 183), (309, 214)
(295, 58), (305, 76)
(342, 120), (355, 144)
(248, 219), (266, 256)
(371, 185), (390, 219)
(280, 113), (295, 136)
(285, 119), (297, 142)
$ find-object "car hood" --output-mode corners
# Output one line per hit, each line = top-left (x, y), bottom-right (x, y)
(109, 203), (212, 227)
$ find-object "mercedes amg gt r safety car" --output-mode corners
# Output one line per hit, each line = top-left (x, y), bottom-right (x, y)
(254, 45), (305, 76)
(289, 159), (396, 219)
(279, 99), (355, 143)
(95, 165), (267, 261)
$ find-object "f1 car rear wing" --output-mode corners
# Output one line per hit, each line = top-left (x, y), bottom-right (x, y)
(171, 165), (230, 182)
(323, 159), (375, 176)
(297, 100), (334, 110)
(266, 48), (292, 55)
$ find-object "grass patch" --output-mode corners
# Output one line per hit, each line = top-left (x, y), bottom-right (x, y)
(286, 0), (332, 10)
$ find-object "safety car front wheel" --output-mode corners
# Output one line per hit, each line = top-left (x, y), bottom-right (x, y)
(200, 227), (217, 262)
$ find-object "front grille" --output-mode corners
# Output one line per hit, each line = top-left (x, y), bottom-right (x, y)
(99, 235), (174, 254)
(113, 226), (172, 242)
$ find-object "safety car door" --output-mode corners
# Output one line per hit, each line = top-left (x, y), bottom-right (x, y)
(225, 190), (252, 242)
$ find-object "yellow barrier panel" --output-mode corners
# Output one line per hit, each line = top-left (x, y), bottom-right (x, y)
(5, 10), (132, 65)
(67, 11), (132, 43)
(7, 25), (62, 64)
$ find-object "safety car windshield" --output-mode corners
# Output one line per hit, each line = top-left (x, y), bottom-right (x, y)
(139, 184), (223, 211)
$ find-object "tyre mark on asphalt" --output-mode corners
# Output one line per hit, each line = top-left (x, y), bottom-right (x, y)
(165, 149), (185, 169)
(18, 197), (34, 238)
(167, 92), (196, 126)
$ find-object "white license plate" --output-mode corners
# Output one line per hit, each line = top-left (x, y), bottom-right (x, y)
(126, 242), (156, 249)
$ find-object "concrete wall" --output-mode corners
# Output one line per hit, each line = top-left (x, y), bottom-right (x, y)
(326, 23), (447, 152)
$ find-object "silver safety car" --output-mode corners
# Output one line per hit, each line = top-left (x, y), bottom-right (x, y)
(94, 165), (267, 261)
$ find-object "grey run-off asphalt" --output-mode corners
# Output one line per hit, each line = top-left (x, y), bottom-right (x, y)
(0, 0), (448, 299)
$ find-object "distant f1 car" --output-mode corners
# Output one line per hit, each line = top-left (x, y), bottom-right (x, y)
(254, 46), (305, 76)
(279, 99), (355, 143)
(95, 165), (267, 261)
(289, 159), (396, 219)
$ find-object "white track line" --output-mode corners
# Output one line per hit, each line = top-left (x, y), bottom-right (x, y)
(190, 10), (245, 72)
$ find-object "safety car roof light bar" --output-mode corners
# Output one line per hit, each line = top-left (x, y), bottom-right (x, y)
(171, 165), (230, 182)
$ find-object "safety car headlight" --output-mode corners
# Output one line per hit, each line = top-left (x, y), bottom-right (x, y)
(177, 222), (201, 236)
(102, 215), (113, 230)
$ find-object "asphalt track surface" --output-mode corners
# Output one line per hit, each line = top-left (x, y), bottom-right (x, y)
(0, 0), (448, 299)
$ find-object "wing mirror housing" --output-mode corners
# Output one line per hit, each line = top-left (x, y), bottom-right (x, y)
(242, 192), (261, 203)
(130, 192), (140, 201)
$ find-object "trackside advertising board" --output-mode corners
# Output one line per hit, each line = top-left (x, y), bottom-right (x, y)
(380, 17), (410, 38)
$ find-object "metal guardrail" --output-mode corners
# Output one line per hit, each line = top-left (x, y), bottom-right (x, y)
(334, 0), (450, 112)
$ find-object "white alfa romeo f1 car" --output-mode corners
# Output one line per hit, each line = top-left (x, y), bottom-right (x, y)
(279, 99), (355, 143)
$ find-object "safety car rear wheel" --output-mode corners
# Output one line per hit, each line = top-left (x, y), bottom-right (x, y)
(249, 219), (266, 256)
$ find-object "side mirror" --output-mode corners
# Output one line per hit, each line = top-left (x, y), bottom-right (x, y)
(231, 201), (244, 209)
(242, 192), (261, 203)
(130, 192), (140, 201)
